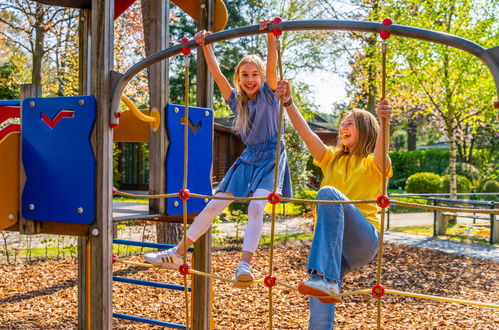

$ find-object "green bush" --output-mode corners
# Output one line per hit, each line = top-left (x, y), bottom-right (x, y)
(481, 180), (499, 201)
(293, 189), (318, 214)
(389, 197), (428, 214)
(228, 201), (248, 214)
(440, 174), (472, 193)
(389, 149), (449, 189)
(405, 172), (442, 193)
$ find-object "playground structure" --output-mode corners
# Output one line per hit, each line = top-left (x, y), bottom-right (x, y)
(0, 0), (499, 329)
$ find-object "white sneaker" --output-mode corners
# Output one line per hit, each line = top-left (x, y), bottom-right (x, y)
(235, 263), (255, 282)
(144, 247), (182, 268)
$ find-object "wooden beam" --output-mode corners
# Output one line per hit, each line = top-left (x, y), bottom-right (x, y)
(19, 84), (42, 235)
(193, 1), (215, 329)
(88, 0), (114, 328)
(77, 7), (91, 330)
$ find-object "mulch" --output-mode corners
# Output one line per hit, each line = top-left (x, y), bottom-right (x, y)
(0, 240), (498, 329)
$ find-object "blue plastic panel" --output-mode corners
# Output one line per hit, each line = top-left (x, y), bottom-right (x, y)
(21, 96), (96, 224)
(166, 104), (213, 216)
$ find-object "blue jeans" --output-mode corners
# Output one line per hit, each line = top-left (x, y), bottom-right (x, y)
(308, 186), (379, 329)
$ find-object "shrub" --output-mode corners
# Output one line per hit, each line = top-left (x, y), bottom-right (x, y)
(228, 202), (248, 214)
(294, 189), (318, 214)
(482, 180), (499, 193)
(440, 174), (472, 194)
(405, 172), (441, 193)
(481, 180), (499, 201)
(389, 197), (428, 214)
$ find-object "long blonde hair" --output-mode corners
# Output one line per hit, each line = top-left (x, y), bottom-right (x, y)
(333, 109), (379, 165)
(233, 54), (266, 136)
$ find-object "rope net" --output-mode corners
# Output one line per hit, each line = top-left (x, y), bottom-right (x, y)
(113, 26), (499, 329)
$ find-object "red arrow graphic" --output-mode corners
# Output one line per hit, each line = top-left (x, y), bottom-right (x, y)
(41, 110), (74, 129)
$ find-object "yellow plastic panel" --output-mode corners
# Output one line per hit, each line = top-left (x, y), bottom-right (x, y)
(172, 0), (228, 32)
(0, 132), (20, 229)
(113, 110), (150, 142)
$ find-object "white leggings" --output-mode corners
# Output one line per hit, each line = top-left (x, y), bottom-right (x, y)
(186, 188), (270, 253)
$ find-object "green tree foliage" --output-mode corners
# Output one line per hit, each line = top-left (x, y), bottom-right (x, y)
(0, 61), (20, 99)
(441, 174), (472, 194)
(378, 0), (499, 197)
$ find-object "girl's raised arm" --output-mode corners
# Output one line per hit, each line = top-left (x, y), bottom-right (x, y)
(276, 81), (326, 162)
(259, 20), (277, 91)
(195, 30), (233, 101)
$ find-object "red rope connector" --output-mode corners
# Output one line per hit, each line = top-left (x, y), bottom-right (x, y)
(371, 284), (385, 298)
(179, 264), (190, 275)
(113, 112), (121, 119)
(112, 186), (117, 195)
(112, 255), (118, 263)
(179, 189), (190, 200)
(181, 37), (191, 55)
(272, 17), (282, 36)
(494, 100), (499, 109)
(267, 192), (281, 204)
(264, 275), (277, 288)
(376, 195), (390, 208)
(380, 17), (393, 40)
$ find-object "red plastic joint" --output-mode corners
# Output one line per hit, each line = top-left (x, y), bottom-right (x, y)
(112, 186), (117, 195)
(179, 264), (190, 275)
(114, 112), (121, 119)
(112, 255), (118, 263)
(380, 18), (392, 40)
(382, 17), (393, 26)
(371, 284), (385, 298)
(179, 189), (190, 200)
(272, 17), (282, 36)
(181, 37), (191, 55)
(267, 192), (281, 204)
(494, 100), (499, 109)
(110, 123), (119, 128)
(264, 275), (277, 288)
(376, 195), (390, 208)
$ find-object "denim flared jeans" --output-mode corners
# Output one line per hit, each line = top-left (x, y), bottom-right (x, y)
(308, 186), (380, 329)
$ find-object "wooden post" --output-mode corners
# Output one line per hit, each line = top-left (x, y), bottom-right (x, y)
(19, 83), (42, 235)
(193, 1), (214, 329)
(77, 8), (91, 329)
(88, 0), (114, 328)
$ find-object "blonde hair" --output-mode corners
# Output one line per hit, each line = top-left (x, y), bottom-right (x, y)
(233, 54), (266, 136)
(332, 109), (379, 166)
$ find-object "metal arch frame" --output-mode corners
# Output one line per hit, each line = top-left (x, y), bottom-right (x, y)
(110, 20), (499, 125)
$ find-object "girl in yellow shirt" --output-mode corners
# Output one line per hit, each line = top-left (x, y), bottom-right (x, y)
(277, 81), (392, 329)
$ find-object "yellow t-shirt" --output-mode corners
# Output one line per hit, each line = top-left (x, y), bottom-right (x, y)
(313, 147), (393, 232)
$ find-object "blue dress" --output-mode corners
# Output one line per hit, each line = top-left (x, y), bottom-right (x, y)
(215, 83), (292, 198)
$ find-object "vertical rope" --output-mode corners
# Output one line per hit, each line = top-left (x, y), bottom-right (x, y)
(375, 38), (389, 330)
(182, 55), (191, 330)
(267, 36), (285, 330)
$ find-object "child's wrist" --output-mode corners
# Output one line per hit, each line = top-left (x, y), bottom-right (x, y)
(283, 97), (293, 107)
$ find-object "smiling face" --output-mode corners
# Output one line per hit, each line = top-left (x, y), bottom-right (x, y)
(340, 112), (358, 151)
(237, 62), (263, 101)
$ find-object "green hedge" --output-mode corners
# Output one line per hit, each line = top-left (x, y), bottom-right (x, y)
(405, 172), (442, 193)
(389, 149), (449, 189)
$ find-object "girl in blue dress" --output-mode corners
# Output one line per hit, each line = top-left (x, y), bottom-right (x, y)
(145, 20), (292, 282)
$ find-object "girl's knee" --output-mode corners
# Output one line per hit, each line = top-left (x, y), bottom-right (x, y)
(248, 200), (266, 215)
(316, 186), (342, 201)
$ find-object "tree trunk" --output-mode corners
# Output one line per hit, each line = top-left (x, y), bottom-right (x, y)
(407, 116), (417, 151)
(32, 4), (45, 86)
(448, 129), (458, 199)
